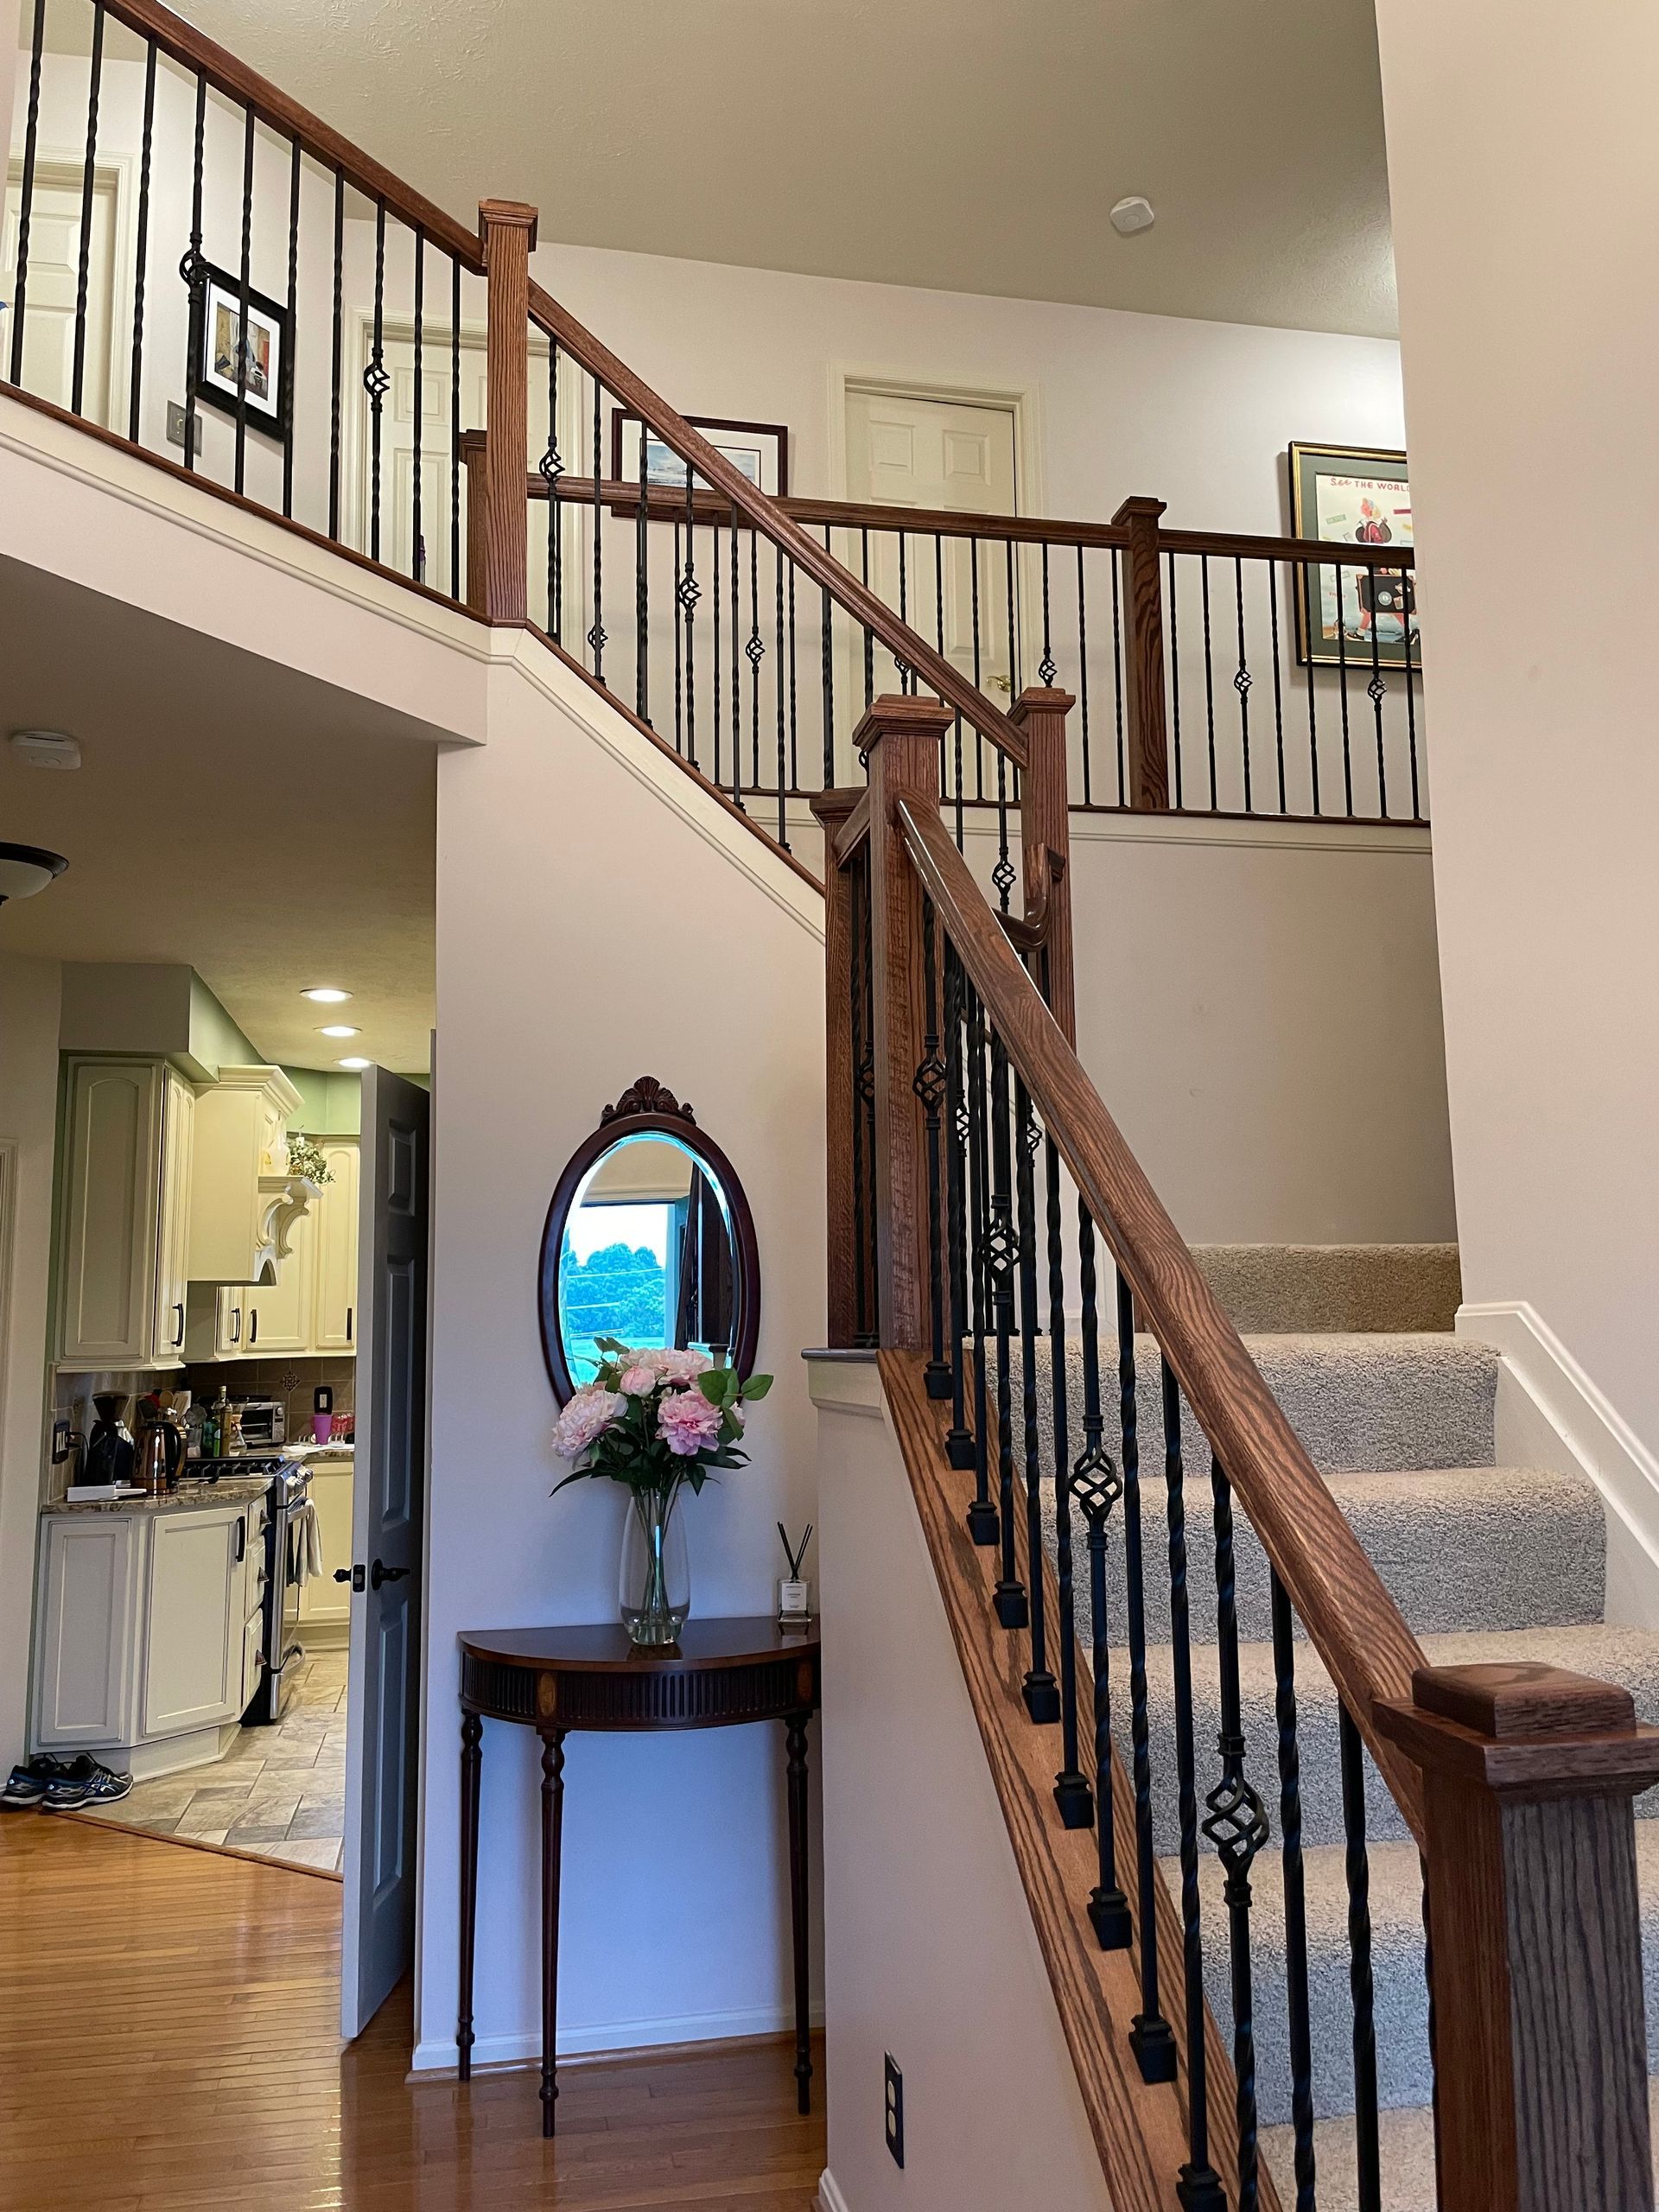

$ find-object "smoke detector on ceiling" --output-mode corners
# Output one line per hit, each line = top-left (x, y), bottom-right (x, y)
(10, 728), (82, 771)
(1109, 195), (1155, 238)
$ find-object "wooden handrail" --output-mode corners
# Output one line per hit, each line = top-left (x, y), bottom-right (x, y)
(893, 794), (1430, 1834)
(93, 0), (486, 270)
(524, 281), (1031, 776)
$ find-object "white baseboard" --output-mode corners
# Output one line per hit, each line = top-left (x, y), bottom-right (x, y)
(817, 2170), (852, 2212)
(1457, 1299), (1659, 1628)
(410, 1997), (825, 2074)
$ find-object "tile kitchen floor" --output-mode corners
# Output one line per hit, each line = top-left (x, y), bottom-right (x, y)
(79, 1648), (348, 1874)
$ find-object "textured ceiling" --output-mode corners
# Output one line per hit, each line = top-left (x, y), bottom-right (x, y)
(0, 558), (437, 1071)
(168, 0), (1396, 337)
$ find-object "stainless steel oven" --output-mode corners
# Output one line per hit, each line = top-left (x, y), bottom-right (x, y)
(188, 1454), (310, 1722)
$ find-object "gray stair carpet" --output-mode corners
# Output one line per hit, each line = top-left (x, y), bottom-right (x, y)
(1014, 1246), (1659, 2185)
(1192, 1242), (1461, 1336)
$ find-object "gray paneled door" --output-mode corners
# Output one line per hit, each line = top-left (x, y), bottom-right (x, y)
(340, 1068), (430, 2039)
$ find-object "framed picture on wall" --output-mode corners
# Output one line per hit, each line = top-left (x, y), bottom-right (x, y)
(193, 264), (290, 440)
(1288, 442), (1417, 667)
(609, 409), (789, 517)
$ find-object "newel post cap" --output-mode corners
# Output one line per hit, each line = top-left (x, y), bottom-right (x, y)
(1009, 686), (1076, 726)
(1111, 495), (1167, 527)
(852, 694), (955, 756)
(478, 199), (540, 254)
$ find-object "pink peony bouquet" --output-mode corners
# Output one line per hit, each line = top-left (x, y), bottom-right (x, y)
(551, 1338), (772, 1499)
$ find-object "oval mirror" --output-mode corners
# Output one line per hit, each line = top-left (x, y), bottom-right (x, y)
(538, 1078), (760, 1405)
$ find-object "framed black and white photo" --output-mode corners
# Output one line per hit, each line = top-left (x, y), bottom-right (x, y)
(1288, 441), (1417, 667)
(194, 264), (289, 438)
(610, 409), (788, 514)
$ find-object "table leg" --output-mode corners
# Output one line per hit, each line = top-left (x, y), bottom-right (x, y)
(457, 1710), (483, 2080)
(785, 1713), (812, 2114)
(539, 1730), (566, 2138)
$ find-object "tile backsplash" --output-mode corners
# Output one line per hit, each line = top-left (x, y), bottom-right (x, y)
(48, 1357), (357, 1497)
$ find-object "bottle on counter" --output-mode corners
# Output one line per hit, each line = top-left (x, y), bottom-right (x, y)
(206, 1384), (231, 1459)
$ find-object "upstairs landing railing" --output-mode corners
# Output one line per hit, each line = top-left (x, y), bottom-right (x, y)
(817, 689), (1659, 2212)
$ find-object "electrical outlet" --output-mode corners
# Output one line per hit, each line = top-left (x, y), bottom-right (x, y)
(884, 2053), (904, 2168)
(51, 1418), (73, 1465)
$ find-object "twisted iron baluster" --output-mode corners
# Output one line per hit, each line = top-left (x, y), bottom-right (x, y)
(9, 0), (47, 387)
(1039, 542), (1057, 686)
(1167, 550), (1183, 809)
(730, 511), (742, 809)
(180, 73), (208, 480)
(916, 899), (950, 1402)
(1077, 545), (1093, 804)
(988, 1032), (1026, 1628)
(1015, 1077), (1056, 1721)
(1048, 1139), (1089, 1819)
(747, 530), (765, 792)
(1268, 561), (1287, 816)
(71, 2), (105, 422)
(1119, 1272), (1175, 2080)
(410, 228), (425, 579)
(448, 258), (461, 598)
(1233, 556), (1254, 815)
(636, 396), (650, 722)
(1368, 569), (1389, 818)
(820, 525), (836, 786)
(849, 853), (874, 1348)
(588, 378), (605, 676)
(774, 548), (787, 845)
(1269, 1569), (1317, 2209)
(230, 100), (255, 492)
(963, 982), (996, 1544)
(1203, 1460), (1269, 2212)
(942, 944), (974, 1471)
(672, 518), (684, 752)
(1341, 1702), (1382, 2212)
(542, 346), (563, 641)
(283, 139), (300, 521)
(679, 473), (699, 770)
(1073, 1207), (1125, 1923)
(1162, 1358), (1226, 2212)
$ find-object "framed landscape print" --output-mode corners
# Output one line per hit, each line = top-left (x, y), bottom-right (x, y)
(194, 264), (289, 439)
(1288, 442), (1417, 667)
(610, 410), (789, 514)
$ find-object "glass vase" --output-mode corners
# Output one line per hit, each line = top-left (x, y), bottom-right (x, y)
(620, 1480), (690, 1647)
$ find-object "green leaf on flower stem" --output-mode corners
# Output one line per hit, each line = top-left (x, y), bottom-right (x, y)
(740, 1372), (773, 1400)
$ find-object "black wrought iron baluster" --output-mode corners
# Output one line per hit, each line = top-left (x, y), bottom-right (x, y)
(788, 563), (800, 797)
(365, 202), (389, 559)
(128, 41), (157, 445)
(10, 0), (48, 387)
(857, 851), (879, 1343)
(1269, 1569), (1317, 2211)
(672, 518), (684, 753)
(636, 398), (650, 721)
(963, 982), (996, 1544)
(588, 375), (605, 679)
(1039, 543), (1057, 687)
(861, 529), (874, 709)
(1337, 562), (1355, 816)
(942, 944), (975, 1473)
(820, 525), (835, 786)
(849, 850), (871, 1348)
(1268, 563), (1287, 816)
(1110, 548), (1127, 807)
(327, 170), (344, 534)
(282, 138), (299, 519)
(1014, 1077), (1055, 1721)
(70, 1), (105, 421)
(232, 101), (253, 493)
(1303, 557), (1321, 815)
(769, 548), (786, 835)
(1005, 534), (1020, 699)
(730, 510), (742, 809)
(712, 517), (723, 785)
(553, 345), (570, 641)
(1232, 556), (1254, 815)
(969, 537), (986, 801)
(1072, 1210), (1125, 1916)
(1167, 551), (1183, 809)
(1405, 588), (1421, 822)
(449, 257), (461, 599)
(1046, 1137), (1087, 1816)
(680, 475), (700, 771)
(1119, 1272), (1174, 2079)
(1203, 1460), (1270, 2212)
(992, 740), (1014, 914)
(1161, 1357), (1225, 2210)
(411, 228), (424, 582)
(918, 899), (950, 1402)
(987, 1033), (1026, 1628)
(897, 533), (912, 694)
(1200, 554), (1218, 812)
(180, 73), (208, 478)
(1340, 1702), (1383, 2212)
(1077, 546), (1093, 804)
(747, 528), (765, 794)
(1368, 571), (1389, 817)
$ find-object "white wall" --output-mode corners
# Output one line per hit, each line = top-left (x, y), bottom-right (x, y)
(0, 952), (60, 1773)
(1373, 2), (1659, 1460)
(418, 634), (827, 2066)
(810, 1357), (1113, 2212)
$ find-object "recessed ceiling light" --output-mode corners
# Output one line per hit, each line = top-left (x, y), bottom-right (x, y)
(317, 1024), (359, 1039)
(337, 1057), (372, 1071)
(10, 728), (81, 771)
(302, 986), (353, 1004)
(1109, 194), (1155, 236)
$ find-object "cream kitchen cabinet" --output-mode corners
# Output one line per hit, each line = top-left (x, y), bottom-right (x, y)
(187, 1064), (312, 1286)
(186, 1135), (352, 1361)
(309, 1138), (359, 1354)
(32, 1489), (266, 1777)
(245, 1201), (315, 1355)
(296, 1452), (353, 1636)
(56, 1058), (198, 1370)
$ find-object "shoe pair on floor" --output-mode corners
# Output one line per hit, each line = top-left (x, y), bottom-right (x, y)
(1, 1754), (135, 1811)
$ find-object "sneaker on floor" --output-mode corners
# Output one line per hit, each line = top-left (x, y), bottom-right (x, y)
(1, 1758), (66, 1810)
(40, 1756), (131, 1812)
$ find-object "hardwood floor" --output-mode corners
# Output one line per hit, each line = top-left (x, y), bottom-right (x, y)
(0, 1815), (825, 2210)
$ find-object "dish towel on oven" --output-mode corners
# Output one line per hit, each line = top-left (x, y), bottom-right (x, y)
(289, 1499), (325, 1586)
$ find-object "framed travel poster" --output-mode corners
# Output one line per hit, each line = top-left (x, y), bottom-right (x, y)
(610, 410), (789, 516)
(194, 263), (289, 439)
(1288, 442), (1417, 667)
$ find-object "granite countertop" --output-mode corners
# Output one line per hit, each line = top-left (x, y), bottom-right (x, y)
(43, 1476), (272, 1517)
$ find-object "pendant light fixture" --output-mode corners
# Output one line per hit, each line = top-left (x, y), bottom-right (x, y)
(0, 842), (69, 906)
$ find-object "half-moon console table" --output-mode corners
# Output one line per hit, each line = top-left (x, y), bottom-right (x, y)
(456, 1617), (822, 2136)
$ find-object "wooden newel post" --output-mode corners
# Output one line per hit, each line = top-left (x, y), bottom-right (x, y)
(477, 198), (538, 624)
(1376, 1662), (1659, 2212)
(458, 429), (488, 616)
(806, 786), (862, 1348)
(1009, 687), (1077, 1047)
(859, 694), (953, 1351)
(1112, 496), (1170, 812)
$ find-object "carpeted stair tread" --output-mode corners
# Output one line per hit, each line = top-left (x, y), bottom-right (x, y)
(1160, 1823), (1659, 2126)
(1193, 1242), (1461, 1336)
(1122, 1621), (1659, 1855)
(1043, 1460), (1604, 1648)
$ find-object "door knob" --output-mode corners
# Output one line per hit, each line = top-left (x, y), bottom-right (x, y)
(370, 1559), (410, 1590)
(334, 1564), (366, 1591)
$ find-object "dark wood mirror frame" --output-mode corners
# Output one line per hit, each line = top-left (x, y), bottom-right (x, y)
(537, 1077), (762, 1407)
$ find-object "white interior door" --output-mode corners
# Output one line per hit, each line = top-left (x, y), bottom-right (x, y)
(842, 385), (1023, 715)
(3, 158), (123, 427)
(340, 1066), (429, 2039)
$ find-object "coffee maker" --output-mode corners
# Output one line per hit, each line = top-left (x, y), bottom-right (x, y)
(82, 1394), (137, 1489)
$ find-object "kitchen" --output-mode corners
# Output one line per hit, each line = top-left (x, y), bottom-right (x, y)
(16, 976), (369, 1874)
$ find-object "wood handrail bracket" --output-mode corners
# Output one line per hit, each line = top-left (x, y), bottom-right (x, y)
(892, 793), (1429, 1827)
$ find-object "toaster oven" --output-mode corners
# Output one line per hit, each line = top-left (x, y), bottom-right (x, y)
(232, 1397), (287, 1448)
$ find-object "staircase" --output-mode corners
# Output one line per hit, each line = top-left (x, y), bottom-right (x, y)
(1029, 1245), (1659, 2207)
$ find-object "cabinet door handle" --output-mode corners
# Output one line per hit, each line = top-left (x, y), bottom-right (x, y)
(173, 1301), (185, 1347)
(249, 1311), (258, 1345)
(346, 1305), (353, 1344)
(234, 1516), (246, 1563)
(231, 1307), (241, 1344)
